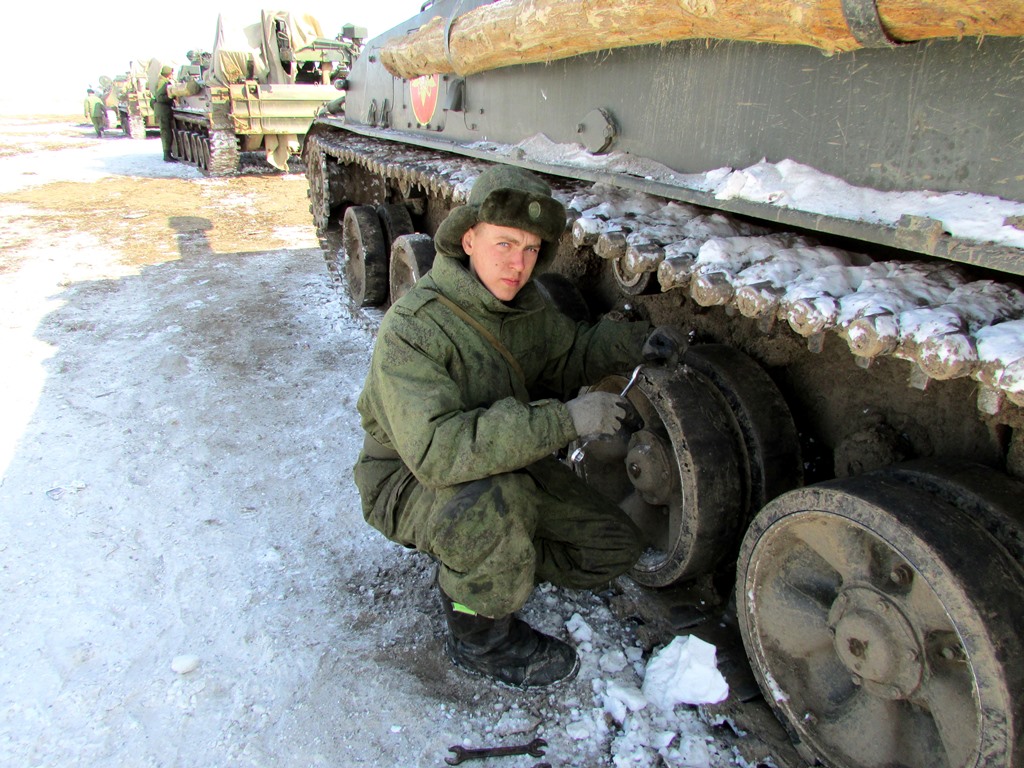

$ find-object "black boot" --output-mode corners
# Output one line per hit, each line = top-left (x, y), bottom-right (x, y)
(439, 586), (580, 688)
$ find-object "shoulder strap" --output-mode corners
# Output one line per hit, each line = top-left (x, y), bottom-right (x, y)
(432, 293), (527, 387)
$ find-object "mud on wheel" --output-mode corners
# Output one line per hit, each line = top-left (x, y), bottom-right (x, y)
(574, 345), (801, 587)
(342, 205), (389, 307)
(388, 233), (435, 304)
(736, 471), (1024, 768)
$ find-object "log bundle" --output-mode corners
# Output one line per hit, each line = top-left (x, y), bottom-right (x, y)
(381, 0), (1024, 80)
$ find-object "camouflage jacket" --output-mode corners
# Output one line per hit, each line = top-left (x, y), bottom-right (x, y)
(153, 76), (174, 107)
(85, 95), (105, 119)
(356, 249), (650, 494)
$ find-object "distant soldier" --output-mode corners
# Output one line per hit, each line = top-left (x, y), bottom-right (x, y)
(84, 89), (107, 138)
(152, 66), (176, 162)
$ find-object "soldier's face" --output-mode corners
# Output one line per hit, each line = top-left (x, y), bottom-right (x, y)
(462, 222), (541, 302)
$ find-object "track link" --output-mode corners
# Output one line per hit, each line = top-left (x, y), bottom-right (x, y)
(306, 130), (1024, 413)
(170, 111), (239, 176)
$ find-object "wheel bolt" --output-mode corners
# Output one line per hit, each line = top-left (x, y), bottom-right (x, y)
(889, 564), (913, 587)
(851, 674), (862, 686)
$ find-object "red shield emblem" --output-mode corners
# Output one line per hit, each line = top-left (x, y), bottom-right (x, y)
(410, 74), (439, 126)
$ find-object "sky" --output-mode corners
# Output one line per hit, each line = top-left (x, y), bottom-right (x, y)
(0, 2), (418, 115)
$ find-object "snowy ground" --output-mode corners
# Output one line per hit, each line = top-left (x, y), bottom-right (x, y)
(0, 118), (779, 767)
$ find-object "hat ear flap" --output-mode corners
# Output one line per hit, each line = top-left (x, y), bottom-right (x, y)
(433, 205), (480, 260)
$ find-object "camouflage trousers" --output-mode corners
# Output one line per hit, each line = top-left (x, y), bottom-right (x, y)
(382, 456), (642, 618)
(91, 112), (107, 137)
(154, 106), (173, 157)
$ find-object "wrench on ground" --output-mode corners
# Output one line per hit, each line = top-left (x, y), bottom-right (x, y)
(445, 736), (547, 765)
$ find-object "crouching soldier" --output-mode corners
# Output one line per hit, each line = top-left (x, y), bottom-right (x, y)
(353, 165), (686, 687)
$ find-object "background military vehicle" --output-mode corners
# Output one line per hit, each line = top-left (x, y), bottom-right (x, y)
(113, 59), (172, 139)
(303, 1), (1024, 766)
(166, 12), (365, 175)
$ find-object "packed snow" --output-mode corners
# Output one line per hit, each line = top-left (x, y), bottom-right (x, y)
(500, 133), (1024, 250)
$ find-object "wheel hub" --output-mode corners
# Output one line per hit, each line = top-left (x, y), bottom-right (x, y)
(625, 429), (676, 506)
(828, 586), (923, 699)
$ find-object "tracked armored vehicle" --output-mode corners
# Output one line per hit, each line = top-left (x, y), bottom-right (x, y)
(114, 59), (169, 139)
(167, 12), (364, 174)
(303, 2), (1024, 765)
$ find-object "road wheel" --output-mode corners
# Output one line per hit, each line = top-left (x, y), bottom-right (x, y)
(683, 344), (803, 516)
(737, 474), (1024, 768)
(388, 233), (435, 303)
(876, 459), (1024, 567)
(199, 137), (212, 171)
(612, 253), (656, 295)
(193, 135), (205, 171)
(306, 142), (332, 237)
(377, 203), (415, 254)
(574, 363), (746, 586)
(342, 205), (389, 307)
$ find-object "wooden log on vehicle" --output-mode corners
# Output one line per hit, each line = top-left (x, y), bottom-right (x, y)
(381, 0), (1024, 80)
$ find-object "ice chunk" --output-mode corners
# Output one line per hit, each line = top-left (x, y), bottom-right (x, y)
(642, 636), (728, 708)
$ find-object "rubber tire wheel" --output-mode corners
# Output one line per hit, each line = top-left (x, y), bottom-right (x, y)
(388, 233), (435, 303)
(737, 474), (1024, 768)
(575, 365), (746, 587)
(200, 138), (212, 171)
(377, 203), (415, 255)
(876, 458), (1024, 567)
(194, 135), (206, 171)
(683, 344), (803, 516)
(612, 253), (656, 296)
(342, 205), (389, 307)
(305, 141), (332, 237)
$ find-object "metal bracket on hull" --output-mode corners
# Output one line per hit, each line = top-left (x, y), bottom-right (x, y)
(841, 0), (903, 48)
(444, 0), (466, 73)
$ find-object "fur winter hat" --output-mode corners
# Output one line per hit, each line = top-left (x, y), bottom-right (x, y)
(434, 166), (566, 268)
